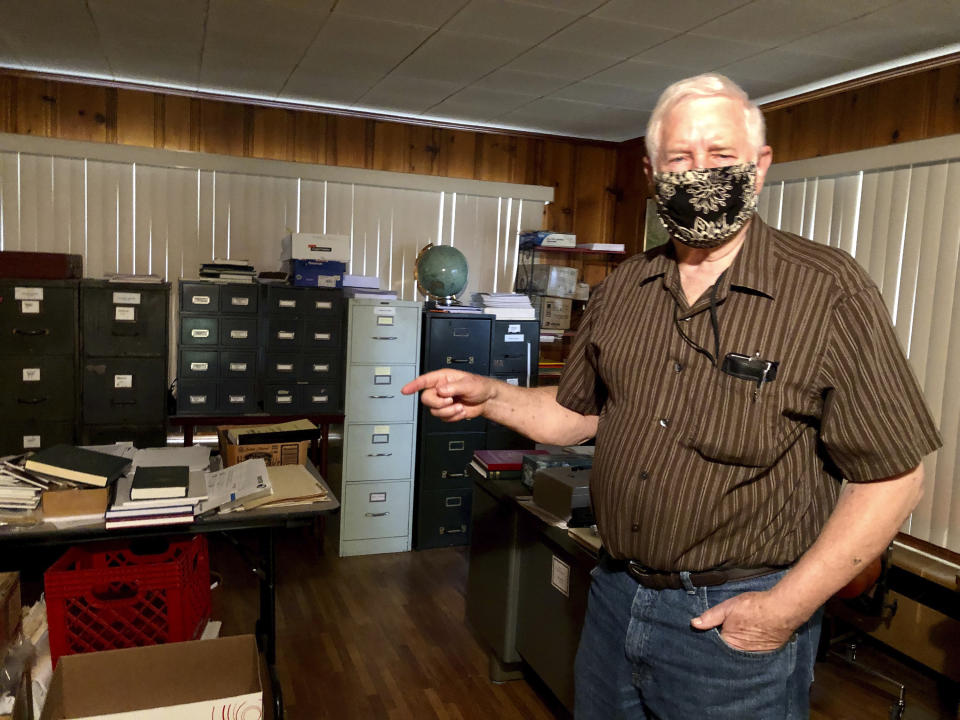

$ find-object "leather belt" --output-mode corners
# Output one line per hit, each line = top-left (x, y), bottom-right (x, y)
(603, 553), (782, 590)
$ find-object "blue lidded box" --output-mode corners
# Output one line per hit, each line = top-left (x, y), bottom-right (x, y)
(286, 260), (346, 288)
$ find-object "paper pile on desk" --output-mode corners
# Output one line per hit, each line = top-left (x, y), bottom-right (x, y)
(238, 464), (329, 511)
(198, 459), (272, 515)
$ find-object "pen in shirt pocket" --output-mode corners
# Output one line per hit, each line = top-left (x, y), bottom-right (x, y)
(720, 351), (779, 401)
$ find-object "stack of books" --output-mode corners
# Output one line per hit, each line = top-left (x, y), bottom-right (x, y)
(0, 460), (46, 512)
(475, 293), (536, 320)
(107, 466), (207, 529)
(24, 445), (132, 488)
(469, 449), (549, 480)
(199, 259), (256, 283)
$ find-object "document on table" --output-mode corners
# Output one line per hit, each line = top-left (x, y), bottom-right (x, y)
(198, 459), (272, 515)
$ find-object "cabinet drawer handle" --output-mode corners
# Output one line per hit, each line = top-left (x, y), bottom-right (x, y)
(111, 398), (137, 405)
(368, 394), (395, 399)
(440, 471), (464, 479)
(365, 511), (390, 518)
(446, 356), (474, 364)
(366, 452), (393, 457)
(14, 328), (49, 336)
(372, 336), (398, 340)
(440, 525), (466, 535)
(17, 396), (47, 405)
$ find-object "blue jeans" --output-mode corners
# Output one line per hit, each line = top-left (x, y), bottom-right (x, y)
(574, 562), (823, 720)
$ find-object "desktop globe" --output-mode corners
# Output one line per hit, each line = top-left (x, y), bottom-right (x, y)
(414, 243), (468, 305)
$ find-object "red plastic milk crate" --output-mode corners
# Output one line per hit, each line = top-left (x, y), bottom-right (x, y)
(44, 535), (211, 666)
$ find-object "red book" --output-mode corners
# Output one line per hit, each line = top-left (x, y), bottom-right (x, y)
(473, 449), (548, 472)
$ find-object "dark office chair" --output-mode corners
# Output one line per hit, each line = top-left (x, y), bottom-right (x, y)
(819, 546), (906, 720)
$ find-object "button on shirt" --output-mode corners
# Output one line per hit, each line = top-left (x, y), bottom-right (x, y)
(556, 215), (941, 572)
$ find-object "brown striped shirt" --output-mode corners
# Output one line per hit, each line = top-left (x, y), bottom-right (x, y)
(557, 215), (941, 572)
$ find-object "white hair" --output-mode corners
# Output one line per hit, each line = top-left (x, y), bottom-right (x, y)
(645, 73), (765, 165)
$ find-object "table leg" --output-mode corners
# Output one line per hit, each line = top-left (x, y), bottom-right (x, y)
(257, 527), (283, 719)
(183, 422), (194, 447)
(320, 421), (330, 478)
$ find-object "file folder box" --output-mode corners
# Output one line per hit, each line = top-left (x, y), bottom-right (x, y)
(44, 536), (211, 666)
(40, 635), (262, 720)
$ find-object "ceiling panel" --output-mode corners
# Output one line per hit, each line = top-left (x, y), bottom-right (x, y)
(589, 60), (698, 89)
(89, 0), (205, 86)
(475, 68), (570, 95)
(506, 46), (617, 79)
(281, 72), (383, 105)
(0, 0), (109, 76)
(591, 0), (753, 32)
(0, 35), (23, 70)
(359, 76), (463, 114)
(512, 0), (605, 12)
(500, 97), (649, 139)
(391, 32), (527, 84)
(444, 0), (580, 44)
(694, 0), (866, 48)
(632, 33), (766, 70)
(542, 17), (678, 59)
(430, 86), (536, 120)
(719, 49), (865, 90)
(552, 81), (660, 110)
(334, 0), (469, 28)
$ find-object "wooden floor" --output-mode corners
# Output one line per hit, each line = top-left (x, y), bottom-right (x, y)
(210, 528), (959, 720)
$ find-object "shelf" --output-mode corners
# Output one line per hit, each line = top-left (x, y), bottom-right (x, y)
(521, 245), (625, 255)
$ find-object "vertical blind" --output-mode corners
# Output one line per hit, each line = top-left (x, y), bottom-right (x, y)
(0, 136), (547, 391)
(758, 150), (960, 553)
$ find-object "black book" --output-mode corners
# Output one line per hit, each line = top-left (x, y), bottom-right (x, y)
(24, 445), (131, 488)
(130, 466), (190, 501)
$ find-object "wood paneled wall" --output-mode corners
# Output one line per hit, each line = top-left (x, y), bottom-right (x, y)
(0, 72), (619, 246)
(611, 58), (960, 252)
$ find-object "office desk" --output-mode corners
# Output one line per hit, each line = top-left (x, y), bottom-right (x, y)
(169, 413), (345, 478)
(0, 463), (339, 720)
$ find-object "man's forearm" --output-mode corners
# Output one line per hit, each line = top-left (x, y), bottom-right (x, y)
(484, 381), (598, 446)
(769, 465), (924, 628)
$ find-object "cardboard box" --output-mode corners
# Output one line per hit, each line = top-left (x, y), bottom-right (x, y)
(281, 232), (350, 262)
(40, 635), (262, 720)
(217, 425), (309, 468)
(537, 296), (572, 330)
(286, 259), (346, 288)
(519, 231), (576, 248)
(0, 572), (21, 653)
(529, 265), (578, 298)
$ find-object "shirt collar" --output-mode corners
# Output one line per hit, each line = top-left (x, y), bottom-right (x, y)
(725, 214), (778, 300)
(637, 213), (778, 300)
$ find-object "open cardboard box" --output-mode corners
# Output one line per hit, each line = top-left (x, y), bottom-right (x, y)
(40, 635), (261, 720)
(217, 425), (309, 468)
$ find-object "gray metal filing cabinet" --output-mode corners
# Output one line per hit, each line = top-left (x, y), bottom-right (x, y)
(177, 280), (261, 415)
(339, 298), (421, 557)
(0, 279), (80, 455)
(414, 311), (493, 549)
(487, 319), (539, 450)
(80, 280), (170, 446)
(259, 285), (345, 414)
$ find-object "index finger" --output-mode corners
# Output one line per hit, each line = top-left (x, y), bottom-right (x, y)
(401, 369), (452, 395)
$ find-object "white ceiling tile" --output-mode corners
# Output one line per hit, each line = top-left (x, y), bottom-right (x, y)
(475, 68), (570, 95)
(591, 0), (752, 32)
(334, 0), (468, 28)
(511, 0), (605, 12)
(391, 31), (527, 84)
(718, 49), (865, 89)
(359, 76), (463, 113)
(0, 35), (24, 69)
(430, 86), (536, 119)
(0, 0), (110, 76)
(281, 72), (382, 105)
(501, 97), (649, 139)
(693, 0), (864, 48)
(506, 46), (616, 79)
(632, 33), (766, 70)
(542, 17), (678, 59)
(551, 81), (660, 110)
(588, 60), (697, 89)
(444, 0), (580, 44)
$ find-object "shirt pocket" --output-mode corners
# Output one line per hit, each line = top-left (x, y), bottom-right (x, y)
(687, 370), (787, 467)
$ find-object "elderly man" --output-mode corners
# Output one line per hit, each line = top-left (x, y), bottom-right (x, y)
(402, 73), (941, 719)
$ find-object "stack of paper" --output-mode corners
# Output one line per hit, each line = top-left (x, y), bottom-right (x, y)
(239, 464), (329, 511)
(0, 461), (44, 512)
(198, 459), (272, 515)
(476, 293), (536, 320)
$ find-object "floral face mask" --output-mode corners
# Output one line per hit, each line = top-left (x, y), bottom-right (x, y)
(653, 162), (758, 249)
